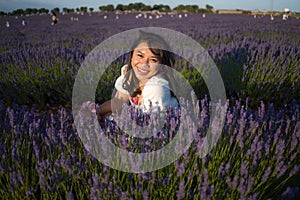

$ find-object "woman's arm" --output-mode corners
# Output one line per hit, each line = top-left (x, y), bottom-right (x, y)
(97, 91), (129, 117)
(80, 65), (130, 118)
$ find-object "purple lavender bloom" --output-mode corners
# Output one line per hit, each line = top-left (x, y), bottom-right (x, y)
(162, 176), (169, 186)
(121, 192), (128, 199)
(289, 165), (299, 177)
(275, 160), (287, 178)
(142, 190), (149, 200)
(232, 175), (239, 190)
(176, 162), (185, 177)
(90, 173), (101, 199)
(261, 166), (271, 183)
(90, 187), (101, 200)
(280, 187), (300, 199)
(67, 191), (75, 200)
(290, 136), (298, 152)
(176, 180), (185, 199)
(240, 161), (248, 178)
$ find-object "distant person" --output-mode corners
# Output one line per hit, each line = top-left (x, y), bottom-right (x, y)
(22, 19), (27, 27)
(51, 11), (58, 26)
(5, 21), (10, 28)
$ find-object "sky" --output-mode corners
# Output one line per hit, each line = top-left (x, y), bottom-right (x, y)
(0, 0), (299, 13)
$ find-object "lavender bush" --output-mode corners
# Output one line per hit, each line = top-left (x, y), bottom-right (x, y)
(0, 98), (299, 199)
(0, 12), (299, 199)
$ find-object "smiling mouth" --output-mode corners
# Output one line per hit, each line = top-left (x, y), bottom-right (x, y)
(137, 67), (149, 75)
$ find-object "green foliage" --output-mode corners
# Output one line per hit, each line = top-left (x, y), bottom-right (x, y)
(99, 5), (114, 12)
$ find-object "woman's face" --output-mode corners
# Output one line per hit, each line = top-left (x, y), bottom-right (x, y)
(131, 42), (162, 85)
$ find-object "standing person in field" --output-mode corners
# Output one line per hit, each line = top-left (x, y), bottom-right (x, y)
(22, 19), (27, 27)
(5, 20), (10, 28)
(81, 31), (179, 120)
(51, 11), (58, 26)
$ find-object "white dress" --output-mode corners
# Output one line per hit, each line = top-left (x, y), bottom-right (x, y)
(114, 65), (179, 113)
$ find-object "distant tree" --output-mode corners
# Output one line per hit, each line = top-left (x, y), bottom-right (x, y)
(162, 5), (171, 12)
(185, 5), (199, 12)
(127, 3), (134, 11)
(134, 2), (146, 11)
(116, 4), (124, 11)
(63, 7), (69, 13)
(107, 4), (114, 11)
(51, 7), (60, 14)
(173, 4), (185, 12)
(32, 8), (38, 14)
(76, 8), (80, 12)
(38, 8), (49, 14)
(0, 11), (7, 16)
(122, 5), (129, 11)
(152, 4), (159, 10)
(153, 4), (171, 12)
(205, 4), (214, 12)
(89, 8), (94, 13)
(24, 8), (31, 15)
(11, 9), (24, 16)
(173, 4), (201, 12)
(63, 7), (75, 13)
(99, 4), (114, 12)
(80, 6), (88, 13)
(191, 5), (199, 12)
(141, 5), (151, 11)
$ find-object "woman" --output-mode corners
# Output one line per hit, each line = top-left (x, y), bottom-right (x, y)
(82, 31), (179, 120)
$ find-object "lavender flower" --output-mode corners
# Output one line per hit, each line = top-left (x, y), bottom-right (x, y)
(176, 180), (185, 199)
(142, 190), (149, 200)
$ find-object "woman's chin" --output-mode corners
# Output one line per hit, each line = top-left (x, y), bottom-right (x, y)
(134, 71), (150, 81)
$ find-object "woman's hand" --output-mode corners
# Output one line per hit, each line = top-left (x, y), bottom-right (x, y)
(75, 101), (100, 128)
(80, 101), (97, 114)
(78, 90), (129, 121)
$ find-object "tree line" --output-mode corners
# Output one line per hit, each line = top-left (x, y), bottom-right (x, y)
(0, 3), (214, 16)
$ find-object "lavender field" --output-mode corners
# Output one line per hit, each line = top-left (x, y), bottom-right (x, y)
(0, 12), (300, 199)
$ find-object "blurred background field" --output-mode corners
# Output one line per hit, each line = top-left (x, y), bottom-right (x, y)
(0, 12), (299, 199)
(0, 12), (299, 110)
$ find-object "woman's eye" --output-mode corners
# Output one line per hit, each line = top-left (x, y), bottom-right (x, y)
(137, 53), (143, 58)
(150, 58), (158, 63)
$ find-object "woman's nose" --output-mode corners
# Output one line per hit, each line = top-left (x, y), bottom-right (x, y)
(140, 57), (150, 66)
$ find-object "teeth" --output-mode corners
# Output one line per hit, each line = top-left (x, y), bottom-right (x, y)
(138, 67), (148, 73)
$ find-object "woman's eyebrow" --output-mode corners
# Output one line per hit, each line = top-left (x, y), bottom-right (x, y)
(136, 50), (159, 58)
(137, 50), (145, 55)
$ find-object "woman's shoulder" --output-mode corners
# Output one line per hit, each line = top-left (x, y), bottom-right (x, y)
(120, 64), (128, 76)
(115, 64), (129, 95)
(145, 75), (169, 88)
(142, 76), (171, 98)
(141, 75), (179, 112)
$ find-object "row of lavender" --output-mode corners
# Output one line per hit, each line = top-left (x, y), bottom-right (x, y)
(0, 98), (299, 199)
(0, 13), (299, 109)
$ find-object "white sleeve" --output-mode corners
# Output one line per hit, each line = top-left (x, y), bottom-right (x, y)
(114, 65), (129, 95)
(141, 78), (173, 112)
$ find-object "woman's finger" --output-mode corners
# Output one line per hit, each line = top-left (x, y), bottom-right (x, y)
(81, 101), (96, 113)
(87, 101), (96, 112)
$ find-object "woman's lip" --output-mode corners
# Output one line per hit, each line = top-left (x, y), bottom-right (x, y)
(137, 67), (149, 74)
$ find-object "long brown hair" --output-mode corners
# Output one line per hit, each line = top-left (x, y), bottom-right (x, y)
(122, 31), (177, 98)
